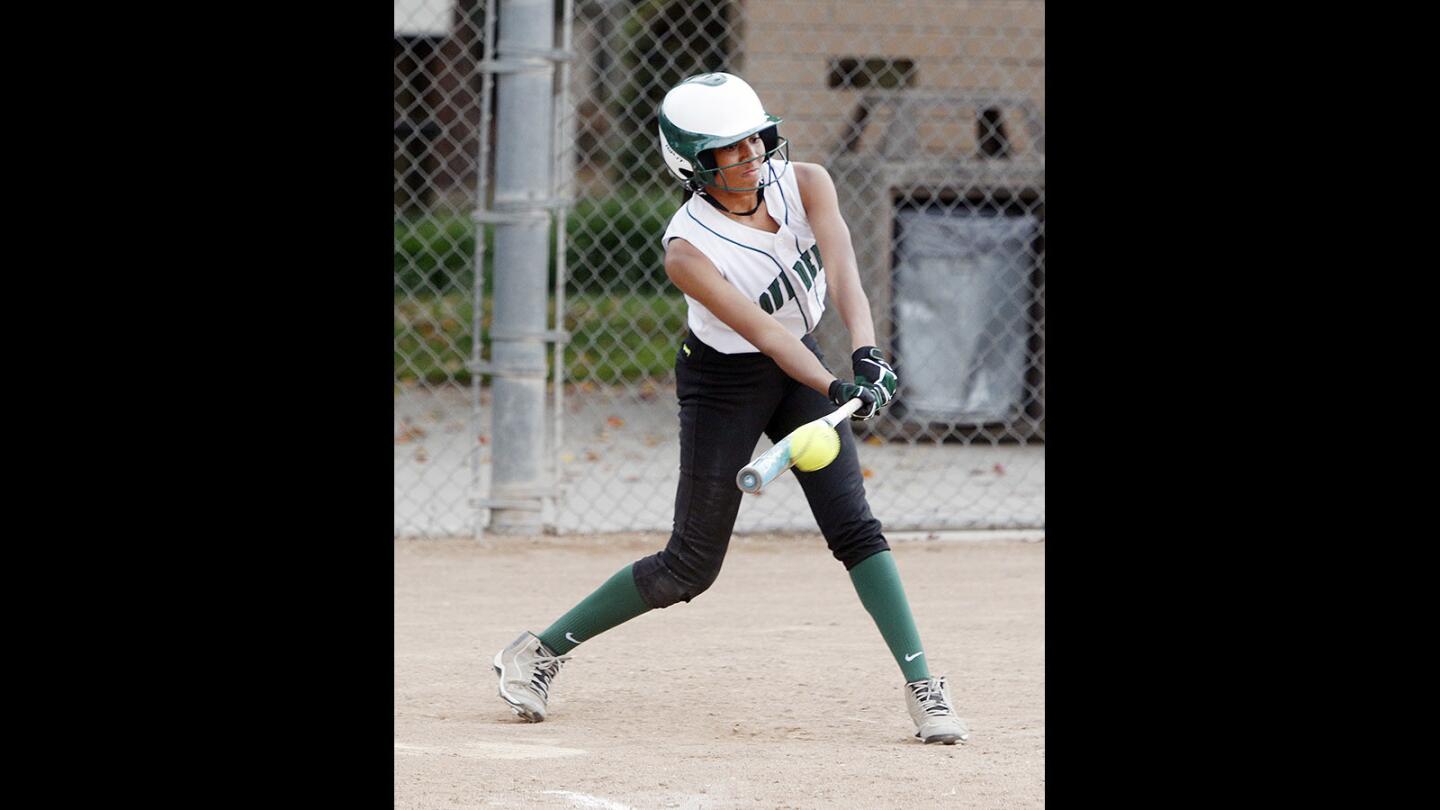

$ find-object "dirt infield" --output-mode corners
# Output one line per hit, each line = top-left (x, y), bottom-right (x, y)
(395, 534), (1044, 808)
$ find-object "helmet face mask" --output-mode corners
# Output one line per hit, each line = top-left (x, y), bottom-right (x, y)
(658, 73), (790, 194)
(695, 129), (790, 193)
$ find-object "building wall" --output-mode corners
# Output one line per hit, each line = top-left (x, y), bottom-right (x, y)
(738, 0), (1044, 163)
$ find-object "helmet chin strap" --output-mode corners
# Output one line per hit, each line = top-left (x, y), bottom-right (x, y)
(691, 152), (771, 216)
(696, 180), (764, 216)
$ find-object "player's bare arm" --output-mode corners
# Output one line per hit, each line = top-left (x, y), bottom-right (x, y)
(793, 161), (876, 351)
(664, 237), (836, 395)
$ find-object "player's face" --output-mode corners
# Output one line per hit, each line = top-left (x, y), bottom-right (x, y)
(709, 133), (766, 191)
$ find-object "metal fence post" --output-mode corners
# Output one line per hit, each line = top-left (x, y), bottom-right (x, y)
(483, 0), (558, 533)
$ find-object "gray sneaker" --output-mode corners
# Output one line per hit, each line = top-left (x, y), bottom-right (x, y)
(905, 675), (970, 744)
(493, 631), (571, 722)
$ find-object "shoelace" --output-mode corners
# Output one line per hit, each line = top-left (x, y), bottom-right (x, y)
(528, 653), (572, 700)
(911, 678), (953, 717)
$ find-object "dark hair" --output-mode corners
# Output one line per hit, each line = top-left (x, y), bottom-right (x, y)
(679, 148), (715, 203)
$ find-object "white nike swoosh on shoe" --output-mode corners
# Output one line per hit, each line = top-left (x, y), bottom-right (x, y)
(905, 651), (924, 662)
(565, 632), (581, 644)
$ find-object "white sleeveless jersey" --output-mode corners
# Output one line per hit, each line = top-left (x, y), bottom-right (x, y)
(660, 158), (828, 354)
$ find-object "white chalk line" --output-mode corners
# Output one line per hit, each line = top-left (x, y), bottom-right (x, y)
(393, 740), (588, 760)
(541, 790), (634, 810)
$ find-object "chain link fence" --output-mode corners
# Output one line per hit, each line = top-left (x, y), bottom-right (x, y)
(395, 0), (1044, 537)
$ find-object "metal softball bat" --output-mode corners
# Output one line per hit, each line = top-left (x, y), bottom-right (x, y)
(735, 398), (862, 494)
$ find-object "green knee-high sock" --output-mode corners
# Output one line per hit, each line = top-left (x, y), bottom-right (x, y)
(848, 550), (932, 682)
(537, 563), (651, 655)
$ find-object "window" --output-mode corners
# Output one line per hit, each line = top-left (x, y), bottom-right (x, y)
(827, 58), (917, 90)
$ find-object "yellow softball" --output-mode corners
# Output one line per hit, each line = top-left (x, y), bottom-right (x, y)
(790, 422), (841, 472)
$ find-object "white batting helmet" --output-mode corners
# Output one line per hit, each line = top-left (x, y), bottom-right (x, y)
(657, 73), (788, 192)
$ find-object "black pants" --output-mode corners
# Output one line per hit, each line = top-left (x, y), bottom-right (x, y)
(632, 332), (890, 609)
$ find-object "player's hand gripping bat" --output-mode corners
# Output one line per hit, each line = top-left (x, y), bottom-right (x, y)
(735, 398), (862, 494)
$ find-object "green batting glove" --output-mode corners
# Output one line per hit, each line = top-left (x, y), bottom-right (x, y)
(852, 346), (898, 407)
(828, 379), (881, 421)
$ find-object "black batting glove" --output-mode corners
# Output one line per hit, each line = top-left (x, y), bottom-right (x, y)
(828, 379), (881, 421)
(851, 346), (898, 408)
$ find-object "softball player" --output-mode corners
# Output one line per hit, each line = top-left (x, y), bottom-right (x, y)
(495, 73), (968, 744)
